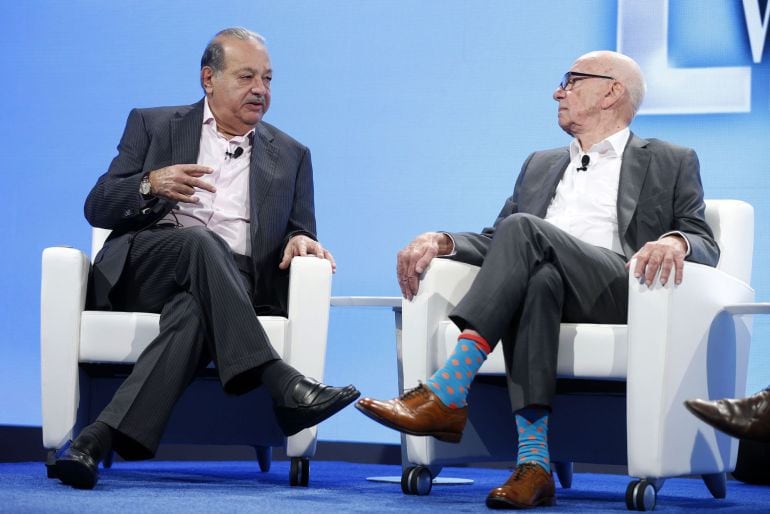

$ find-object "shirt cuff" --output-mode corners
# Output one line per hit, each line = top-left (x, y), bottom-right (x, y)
(439, 232), (457, 257)
(658, 231), (691, 257)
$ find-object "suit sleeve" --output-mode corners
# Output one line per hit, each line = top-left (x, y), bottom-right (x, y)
(442, 152), (534, 266)
(83, 109), (169, 231)
(281, 145), (317, 251)
(671, 148), (720, 266)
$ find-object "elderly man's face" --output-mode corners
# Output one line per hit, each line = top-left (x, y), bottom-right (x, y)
(552, 58), (614, 136)
(202, 37), (272, 136)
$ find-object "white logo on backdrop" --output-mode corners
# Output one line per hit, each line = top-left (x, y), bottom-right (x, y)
(618, 0), (768, 114)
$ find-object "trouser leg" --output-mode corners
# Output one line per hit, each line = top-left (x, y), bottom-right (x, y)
(112, 226), (280, 386)
(97, 291), (208, 458)
(96, 226), (283, 458)
(449, 213), (628, 408)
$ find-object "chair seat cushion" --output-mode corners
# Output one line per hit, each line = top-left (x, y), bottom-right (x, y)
(79, 311), (287, 363)
(438, 321), (628, 379)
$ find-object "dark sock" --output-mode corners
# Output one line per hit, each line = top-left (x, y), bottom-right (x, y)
(72, 421), (113, 462)
(259, 360), (303, 407)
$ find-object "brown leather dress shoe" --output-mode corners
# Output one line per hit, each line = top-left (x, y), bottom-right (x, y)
(685, 388), (770, 442)
(355, 383), (467, 443)
(486, 463), (556, 509)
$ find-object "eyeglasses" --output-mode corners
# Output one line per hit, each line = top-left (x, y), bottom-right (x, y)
(559, 71), (615, 91)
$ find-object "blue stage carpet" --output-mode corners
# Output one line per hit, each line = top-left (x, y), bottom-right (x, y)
(2, 460), (770, 513)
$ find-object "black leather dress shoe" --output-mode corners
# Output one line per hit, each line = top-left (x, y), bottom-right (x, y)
(274, 377), (360, 436)
(685, 388), (770, 442)
(54, 443), (99, 489)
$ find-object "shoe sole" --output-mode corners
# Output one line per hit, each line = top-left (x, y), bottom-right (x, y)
(485, 496), (556, 509)
(280, 388), (362, 436)
(354, 403), (462, 443)
(55, 458), (97, 489)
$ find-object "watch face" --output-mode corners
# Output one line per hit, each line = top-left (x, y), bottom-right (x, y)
(140, 178), (151, 195)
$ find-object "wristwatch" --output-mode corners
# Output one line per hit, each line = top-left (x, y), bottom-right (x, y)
(139, 174), (152, 197)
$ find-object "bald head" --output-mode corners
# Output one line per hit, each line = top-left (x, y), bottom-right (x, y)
(573, 51), (646, 119)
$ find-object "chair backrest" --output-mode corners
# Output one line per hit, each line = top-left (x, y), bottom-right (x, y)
(91, 228), (111, 262)
(704, 199), (754, 285)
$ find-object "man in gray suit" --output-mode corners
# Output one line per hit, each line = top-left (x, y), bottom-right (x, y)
(356, 51), (719, 509)
(53, 28), (359, 489)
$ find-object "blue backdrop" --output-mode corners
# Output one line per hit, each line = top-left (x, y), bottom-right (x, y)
(2, 0), (768, 445)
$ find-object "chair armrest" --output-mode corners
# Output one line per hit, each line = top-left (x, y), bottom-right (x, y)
(283, 256), (332, 457)
(625, 260), (755, 477)
(283, 256), (333, 380)
(400, 259), (480, 389)
(40, 247), (90, 449)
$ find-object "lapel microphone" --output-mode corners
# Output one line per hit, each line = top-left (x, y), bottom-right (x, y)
(225, 146), (244, 159)
(576, 154), (590, 172)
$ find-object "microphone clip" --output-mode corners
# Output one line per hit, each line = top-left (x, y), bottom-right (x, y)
(225, 146), (244, 159)
(576, 154), (590, 172)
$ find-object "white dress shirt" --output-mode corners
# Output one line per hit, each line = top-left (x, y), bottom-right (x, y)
(162, 99), (254, 256)
(544, 128), (630, 254)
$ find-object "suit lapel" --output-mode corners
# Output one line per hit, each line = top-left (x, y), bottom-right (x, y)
(170, 100), (204, 165)
(617, 133), (651, 242)
(249, 123), (278, 235)
(523, 151), (570, 217)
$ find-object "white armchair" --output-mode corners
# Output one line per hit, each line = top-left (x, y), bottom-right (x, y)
(41, 228), (333, 486)
(397, 200), (757, 510)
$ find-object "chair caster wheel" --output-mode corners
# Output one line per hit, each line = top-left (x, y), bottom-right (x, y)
(401, 466), (432, 496)
(289, 457), (309, 487)
(626, 479), (656, 511)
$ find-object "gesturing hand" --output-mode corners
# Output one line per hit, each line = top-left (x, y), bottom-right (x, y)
(279, 235), (337, 272)
(148, 164), (215, 203)
(396, 232), (453, 300)
(628, 235), (687, 287)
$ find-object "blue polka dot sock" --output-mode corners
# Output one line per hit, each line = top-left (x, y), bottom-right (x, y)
(515, 406), (551, 473)
(427, 333), (491, 408)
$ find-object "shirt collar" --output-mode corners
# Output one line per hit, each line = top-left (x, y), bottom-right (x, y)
(569, 127), (631, 160)
(202, 98), (255, 145)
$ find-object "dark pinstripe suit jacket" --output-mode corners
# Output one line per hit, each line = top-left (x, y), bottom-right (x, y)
(85, 99), (316, 315)
(448, 133), (720, 267)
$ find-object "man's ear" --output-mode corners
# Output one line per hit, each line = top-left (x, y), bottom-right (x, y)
(201, 67), (214, 93)
(601, 80), (625, 109)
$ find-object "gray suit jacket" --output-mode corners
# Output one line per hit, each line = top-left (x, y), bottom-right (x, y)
(449, 133), (720, 267)
(85, 100), (316, 314)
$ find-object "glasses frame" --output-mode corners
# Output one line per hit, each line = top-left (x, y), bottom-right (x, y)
(559, 71), (615, 91)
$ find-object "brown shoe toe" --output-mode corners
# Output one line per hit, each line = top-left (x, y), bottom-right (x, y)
(486, 463), (556, 509)
(684, 389), (770, 442)
(355, 384), (467, 443)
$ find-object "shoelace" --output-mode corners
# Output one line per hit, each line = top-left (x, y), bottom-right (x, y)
(399, 382), (430, 401)
(512, 463), (538, 481)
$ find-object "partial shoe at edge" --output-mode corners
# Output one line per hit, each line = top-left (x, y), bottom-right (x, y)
(54, 444), (99, 489)
(274, 377), (360, 436)
(355, 383), (467, 443)
(486, 463), (556, 509)
(684, 389), (770, 442)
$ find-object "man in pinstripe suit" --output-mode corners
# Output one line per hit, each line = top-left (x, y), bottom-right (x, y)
(53, 28), (360, 489)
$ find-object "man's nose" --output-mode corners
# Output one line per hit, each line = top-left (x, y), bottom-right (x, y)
(251, 79), (267, 95)
(553, 87), (566, 101)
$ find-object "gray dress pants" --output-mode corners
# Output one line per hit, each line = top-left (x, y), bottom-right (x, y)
(449, 213), (629, 410)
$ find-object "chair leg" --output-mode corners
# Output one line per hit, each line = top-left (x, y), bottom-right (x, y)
(552, 461), (573, 489)
(255, 446), (272, 472)
(46, 450), (58, 479)
(702, 472), (726, 499)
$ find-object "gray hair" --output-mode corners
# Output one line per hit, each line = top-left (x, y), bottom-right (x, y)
(200, 28), (267, 73)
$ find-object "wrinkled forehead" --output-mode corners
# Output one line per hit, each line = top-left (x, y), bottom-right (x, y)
(220, 37), (270, 63)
